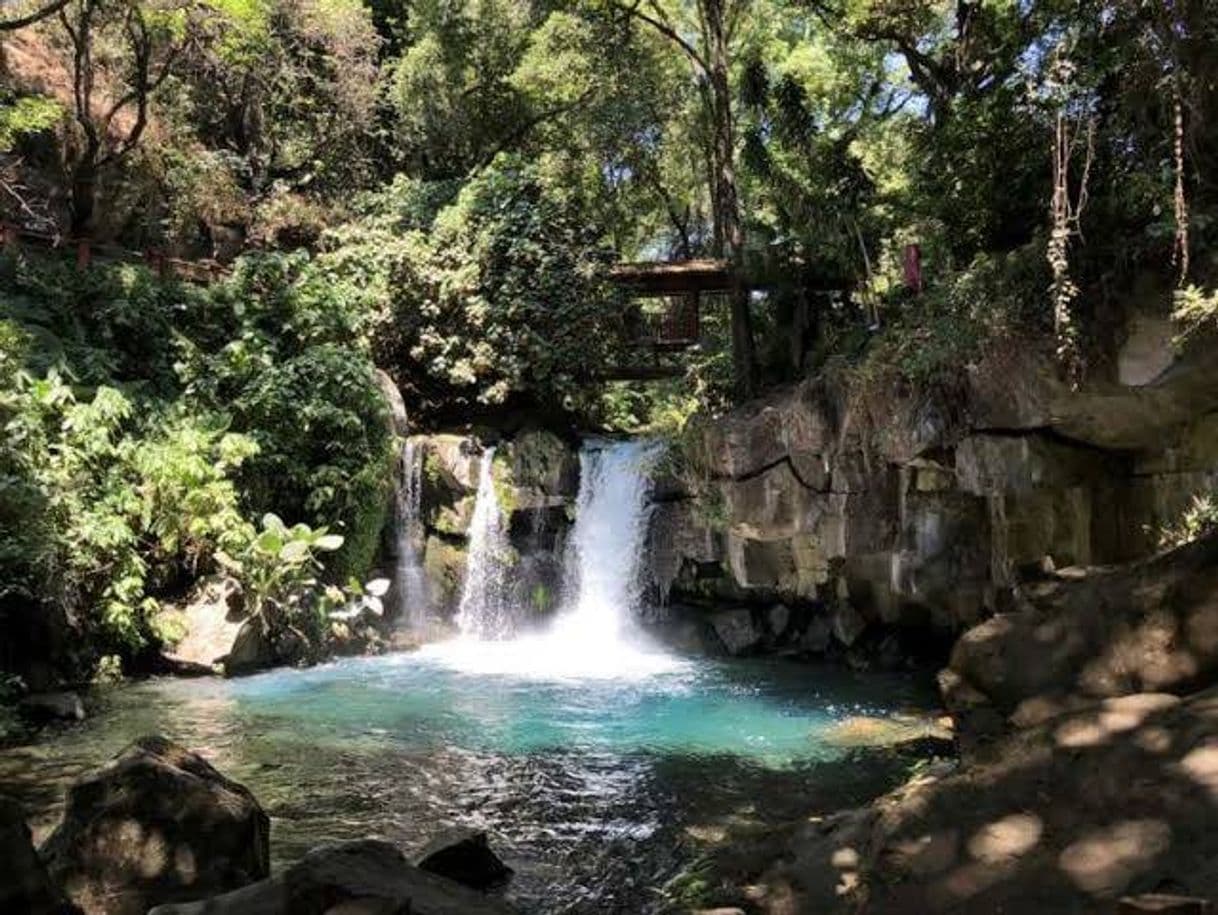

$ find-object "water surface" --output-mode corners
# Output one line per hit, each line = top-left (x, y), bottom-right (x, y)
(0, 648), (937, 913)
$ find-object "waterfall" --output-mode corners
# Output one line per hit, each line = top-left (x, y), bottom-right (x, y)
(396, 437), (430, 629)
(551, 439), (662, 645)
(455, 448), (515, 639)
(425, 437), (683, 680)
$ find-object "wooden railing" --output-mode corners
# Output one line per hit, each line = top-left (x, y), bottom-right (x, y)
(0, 223), (229, 284)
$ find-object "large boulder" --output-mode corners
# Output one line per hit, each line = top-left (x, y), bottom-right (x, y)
(148, 839), (514, 915)
(946, 531), (1218, 730)
(222, 619), (275, 677)
(0, 799), (74, 914)
(415, 828), (512, 890)
(163, 576), (245, 671)
(709, 608), (762, 656)
(41, 736), (270, 915)
(742, 686), (1218, 914)
(19, 691), (85, 723)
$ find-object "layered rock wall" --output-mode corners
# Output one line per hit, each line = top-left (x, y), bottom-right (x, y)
(649, 343), (1218, 653)
(403, 430), (581, 623)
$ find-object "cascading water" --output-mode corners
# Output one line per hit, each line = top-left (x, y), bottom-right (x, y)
(454, 447), (515, 639)
(396, 437), (431, 630)
(427, 437), (683, 679)
(551, 438), (663, 645)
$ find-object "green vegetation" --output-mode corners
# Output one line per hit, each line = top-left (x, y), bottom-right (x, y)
(0, 252), (391, 672)
(1, 0), (1216, 678)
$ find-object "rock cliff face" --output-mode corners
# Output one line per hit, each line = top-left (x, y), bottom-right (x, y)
(648, 340), (1218, 655)
(405, 430), (581, 623)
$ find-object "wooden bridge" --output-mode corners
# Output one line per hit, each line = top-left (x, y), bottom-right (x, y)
(1, 225), (729, 381)
(605, 259), (732, 380)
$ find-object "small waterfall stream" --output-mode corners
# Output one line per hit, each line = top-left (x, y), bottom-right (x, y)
(396, 438), (430, 629)
(455, 447), (515, 639)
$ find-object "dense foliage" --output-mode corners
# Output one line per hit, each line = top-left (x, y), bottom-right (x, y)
(0, 252), (392, 671)
(2, 0), (1217, 678)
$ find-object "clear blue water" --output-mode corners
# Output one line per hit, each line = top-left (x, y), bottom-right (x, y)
(0, 649), (939, 913)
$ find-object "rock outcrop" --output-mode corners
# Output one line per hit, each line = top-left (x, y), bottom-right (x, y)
(943, 531), (1218, 735)
(411, 429), (580, 622)
(148, 839), (514, 915)
(41, 735), (270, 915)
(415, 828), (513, 890)
(649, 341), (1218, 645)
(0, 799), (74, 914)
(735, 686), (1218, 914)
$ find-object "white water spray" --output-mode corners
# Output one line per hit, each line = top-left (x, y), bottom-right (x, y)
(425, 438), (685, 680)
(396, 437), (431, 630)
(454, 447), (515, 639)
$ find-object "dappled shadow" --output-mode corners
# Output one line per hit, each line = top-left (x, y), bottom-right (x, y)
(726, 686), (1218, 914)
(950, 530), (1218, 727)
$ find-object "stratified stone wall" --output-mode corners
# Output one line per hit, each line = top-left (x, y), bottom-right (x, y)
(649, 339), (1218, 650)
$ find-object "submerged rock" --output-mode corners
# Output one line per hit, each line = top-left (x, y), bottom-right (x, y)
(709, 608), (762, 656)
(0, 799), (74, 914)
(415, 828), (513, 890)
(41, 735), (269, 915)
(149, 839), (514, 915)
(19, 691), (85, 722)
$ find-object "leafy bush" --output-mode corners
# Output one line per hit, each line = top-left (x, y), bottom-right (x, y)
(0, 251), (393, 671)
(2, 369), (257, 650)
(1159, 494), (1218, 550)
(364, 157), (629, 418)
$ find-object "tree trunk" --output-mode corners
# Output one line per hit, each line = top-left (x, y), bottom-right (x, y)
(703, 0), (756, 400)
(69, 157), (97, 239)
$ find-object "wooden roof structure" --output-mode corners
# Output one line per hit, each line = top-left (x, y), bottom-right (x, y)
(608, 258), (734, 295)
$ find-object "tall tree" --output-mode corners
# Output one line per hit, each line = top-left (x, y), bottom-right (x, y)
(57, 0), (187, 236)
(606, 0), (758, 398)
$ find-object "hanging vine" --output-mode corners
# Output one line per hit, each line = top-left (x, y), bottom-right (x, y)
(1045, 51), (1094, 388)
(1170, 47), (1190, 285)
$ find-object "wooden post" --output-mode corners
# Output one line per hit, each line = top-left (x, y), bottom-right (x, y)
(75, 239), (91, 271)
(903, 243), (923, 293)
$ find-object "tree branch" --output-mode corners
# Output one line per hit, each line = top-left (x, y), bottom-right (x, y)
(0, 0), (71, 32)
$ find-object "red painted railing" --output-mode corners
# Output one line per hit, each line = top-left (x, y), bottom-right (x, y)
(0, 223), (228, 283)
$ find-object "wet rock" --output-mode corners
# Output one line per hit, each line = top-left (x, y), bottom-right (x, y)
(0, 799), (74, 914)
(149, 839), (513, 915)
(767, 603), (791, 639)
(800, 615), (832, 653)
(875, 633), (905, 671)
(42, 735), (269, 915)
(222, 619), (274, 677)
(425, 435), (481, 494)
(19, 691), (85, 722)
(415, 828), (512, 890)
(709, 609), (761, 656)
(423, 536), (469, 616)
(831, 601), (867, 648)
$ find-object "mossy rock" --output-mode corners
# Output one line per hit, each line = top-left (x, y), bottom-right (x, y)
(423, 536), (468, 610)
